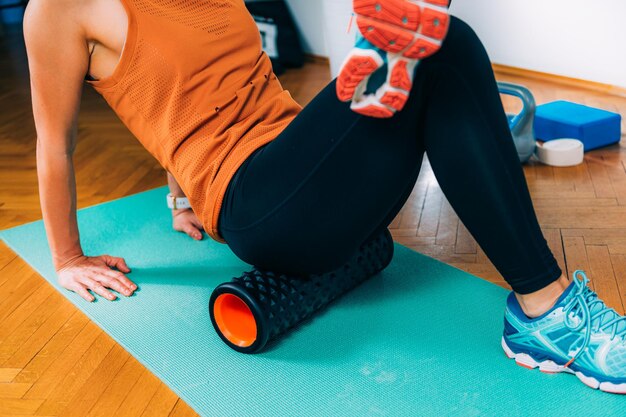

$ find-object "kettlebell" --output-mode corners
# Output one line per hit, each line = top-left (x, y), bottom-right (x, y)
(497, 82), (537, 163)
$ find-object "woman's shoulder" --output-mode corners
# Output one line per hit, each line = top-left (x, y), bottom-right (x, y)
(24, 0), (93, 38)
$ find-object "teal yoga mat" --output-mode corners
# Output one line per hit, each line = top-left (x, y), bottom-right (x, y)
(1, 187), (624, 416)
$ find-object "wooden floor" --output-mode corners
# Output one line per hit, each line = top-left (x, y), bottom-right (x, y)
(2, 25), (626, 416)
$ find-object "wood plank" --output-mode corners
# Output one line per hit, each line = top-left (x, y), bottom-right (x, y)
(0, 242), (18, 272)
(586, 157), (616, 198)
(0, 415), (54, 417)
(0, 293), (63, 363)
(0, 270), (46, 324)
(608, 254), (626, 315)
(435, 199), (458, 246)
(534, 164), (555, 184)
(138, 383), (179, 417)
(397, 178), (427, 231)
(561, 228), (626, 238)
(562, 237), (590, 283)
(586, 245), (624, 314)
(34, 333), (119, 415)
(0, 382), (32, 399)
(168, 400), (200, 417)
(0, 368), (21, 383)
(0, 280), (53, 341)
(13, 312), (89, 384)
(536, 206), (626, 229)
(112, 368), (162, 417)
(52, 343), (128, 417)
(608, 159), (626, 205)
(455, 222), (477, 255)
(528, 189), (596, 199)
(552, 162), (592, 190)
(579, 236), (626, 247)
(0, 398), (44, 415)
(607, 244), (626, 255)
(531, 198), (617, 208)
(2, 297), (75, 368)
(416, 182), (443, 237)
(22, 323), (103, 399)
(84, 356), (146, 417)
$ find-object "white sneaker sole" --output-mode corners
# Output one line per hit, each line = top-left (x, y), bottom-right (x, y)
(502, 337), (626, 394)
(336, 0), (450, 118)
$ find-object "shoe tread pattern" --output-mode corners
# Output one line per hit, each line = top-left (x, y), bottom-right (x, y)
(337, 0), (450, 118)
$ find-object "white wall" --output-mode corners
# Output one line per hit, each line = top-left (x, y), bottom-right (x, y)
(451, 0), (626, 88)
(299, 0), (626, 87)
(245, 0), (328, 55)
(284, 0), (328, 56)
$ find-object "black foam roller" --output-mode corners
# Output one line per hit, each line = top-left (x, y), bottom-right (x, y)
(208, 229), (394, 353)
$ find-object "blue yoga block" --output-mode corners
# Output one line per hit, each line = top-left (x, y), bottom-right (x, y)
(534, 100), (622, 151)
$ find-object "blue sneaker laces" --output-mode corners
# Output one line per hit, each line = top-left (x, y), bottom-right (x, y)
(563, 270), (626, 366)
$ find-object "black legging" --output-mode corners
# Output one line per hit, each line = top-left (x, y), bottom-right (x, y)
(217, 17), (562, 295)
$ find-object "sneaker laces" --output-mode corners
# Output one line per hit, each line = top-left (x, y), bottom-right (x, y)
(562, 270), (626, 367)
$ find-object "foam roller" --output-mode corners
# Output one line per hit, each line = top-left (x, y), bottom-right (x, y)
(208, 229), (394, 353)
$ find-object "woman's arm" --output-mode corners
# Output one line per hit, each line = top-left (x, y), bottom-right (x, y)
(167, 171), (185, 198)
(167, 172), (204, 240)
(24, 1), (135, 301)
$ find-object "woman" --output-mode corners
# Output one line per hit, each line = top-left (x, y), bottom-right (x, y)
(23, 0), (625, 393)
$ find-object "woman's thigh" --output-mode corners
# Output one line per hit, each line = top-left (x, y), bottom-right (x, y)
(218, 16), (478, 274)
(218, 76), (426, 274)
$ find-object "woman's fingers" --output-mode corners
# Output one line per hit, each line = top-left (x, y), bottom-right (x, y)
(191, 217), (204, 230)
(102, 255), (131, 273)
(173, 210), (204, 240)
(184, 225), (203, 240)
(72, 282), (95, 302)
(100, 269), (136, 295)
(101, 273), (134, 297)
(98, 256), (136, 293)
(115, 273), (137, 293)
(92, 283), (117, 301)
(83, 277), (117, 301)
(115, 257), (131, 273)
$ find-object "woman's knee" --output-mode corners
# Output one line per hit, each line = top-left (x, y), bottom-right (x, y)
(431, 16), (490, 68)
(446, 16), (481, 49)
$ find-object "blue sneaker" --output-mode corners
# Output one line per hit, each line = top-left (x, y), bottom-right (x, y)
(503, 271), (626, 394)
(336, 0), (451, 118)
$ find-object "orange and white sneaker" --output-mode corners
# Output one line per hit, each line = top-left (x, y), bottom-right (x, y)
(336, 0), (451, 118)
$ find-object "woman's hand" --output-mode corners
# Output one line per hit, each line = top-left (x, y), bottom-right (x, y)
(172, 208), (204, 240)
(57, 255), (136, 302)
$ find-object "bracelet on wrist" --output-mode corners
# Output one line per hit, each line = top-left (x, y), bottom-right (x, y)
(166, 193), (191, 210)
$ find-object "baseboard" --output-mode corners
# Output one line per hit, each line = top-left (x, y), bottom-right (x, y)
(492, 63), (626, 98)
(304, 55), (626, 98)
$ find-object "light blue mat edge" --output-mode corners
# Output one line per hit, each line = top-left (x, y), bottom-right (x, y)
(1, 186), (624, 417)
(0, 188), (193, 400)
(0, 187), (206, 411)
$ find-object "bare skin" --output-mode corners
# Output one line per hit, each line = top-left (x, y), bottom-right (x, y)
(23, 0), (201, 302)
(23, 0), (568, 312)
(516, 274), (570, 318)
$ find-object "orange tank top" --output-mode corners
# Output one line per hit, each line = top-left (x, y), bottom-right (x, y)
(87, 0), (302, 243)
